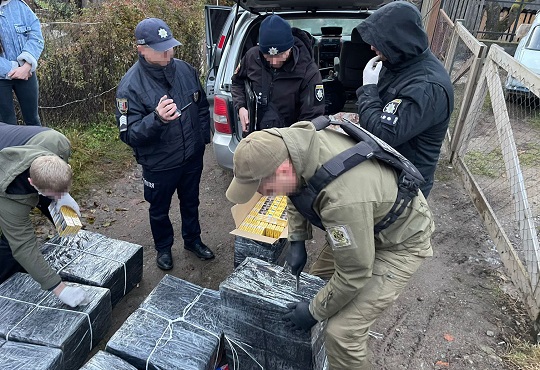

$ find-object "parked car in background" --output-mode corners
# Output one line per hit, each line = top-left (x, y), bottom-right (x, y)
(505, 11), (540, 100)
(204, 0), (381, 170)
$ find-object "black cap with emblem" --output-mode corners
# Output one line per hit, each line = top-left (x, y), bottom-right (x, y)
(135, 18), (182, 52)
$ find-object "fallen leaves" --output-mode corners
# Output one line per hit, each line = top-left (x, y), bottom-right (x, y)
(435, 360), (449, 367)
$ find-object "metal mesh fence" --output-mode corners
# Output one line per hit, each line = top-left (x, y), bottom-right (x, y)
(447, 36), (475, 136)
(459, 52), (540, 288)
(432, 9), (540, 318)
(430, 8), (453, 62)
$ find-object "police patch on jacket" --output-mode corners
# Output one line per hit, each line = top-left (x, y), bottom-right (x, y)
(193, 91), (200, 103)
(381, 99), (401, 126)
(383, 99), (402, 114)
(117, 98), (128, 114)
(327, 225), (354, 250)
(315, 84), (324, 103)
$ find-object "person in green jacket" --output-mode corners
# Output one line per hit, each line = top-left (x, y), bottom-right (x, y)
(226, 121), (434, 369)
(0, 123), (89, 307)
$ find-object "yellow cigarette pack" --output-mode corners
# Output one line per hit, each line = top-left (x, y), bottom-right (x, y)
(234, 194), (288, 241)
(48, 204), (82, 237)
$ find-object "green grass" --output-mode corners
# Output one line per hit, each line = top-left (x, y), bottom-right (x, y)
(464, 142), (540, 178)
(483, 93), (492, 112)
(464, 149), (503, 178)
(51, 114), (134, 197)
(503, 340), (540, 370)
(518, 143), (540, 166)
(529, 113), (540, 130)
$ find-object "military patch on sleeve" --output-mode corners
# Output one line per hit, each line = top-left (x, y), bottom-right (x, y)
(315, 84), (324, 102)
(327, 225), (354, 250)
(119, 115), (127, 132)
(116, 98), (128, 115)
(234, 63), (241, 75)
(380, 112), (399, 126)
(383, 99), (402, 114)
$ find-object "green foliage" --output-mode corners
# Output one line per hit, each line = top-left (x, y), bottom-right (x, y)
(52, 115), (134, 196)
(38, 0), (206, 126)
(36, 0), (80, 20)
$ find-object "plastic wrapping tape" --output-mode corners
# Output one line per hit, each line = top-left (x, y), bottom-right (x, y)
(0, 339), (63, 370)
(80, 350), (137, 370)
(219, 257), (326, 370)
(0, 273), (112, 370)
(106, 274), (223, 370)
(233, 236), (289, 268)
(41, 229), (143, 306)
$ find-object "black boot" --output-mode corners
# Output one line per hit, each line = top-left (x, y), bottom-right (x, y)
(156, 250), (173, 270)
(184, 241), (215, 260)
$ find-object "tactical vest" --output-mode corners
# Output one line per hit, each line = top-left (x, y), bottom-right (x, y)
(288, 116), (425, 234)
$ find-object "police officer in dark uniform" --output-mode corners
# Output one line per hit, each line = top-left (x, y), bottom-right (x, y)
(115, 18), (214, 271)
(231, 14), (325, 133)
(356, 2), (454, 197)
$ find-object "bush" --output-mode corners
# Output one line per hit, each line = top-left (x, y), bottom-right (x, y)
(38, 0), (205, 126)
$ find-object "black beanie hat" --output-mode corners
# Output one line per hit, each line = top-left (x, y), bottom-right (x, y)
(258, 15), (294, 55)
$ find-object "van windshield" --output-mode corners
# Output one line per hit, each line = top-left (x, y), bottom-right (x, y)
(526, 26), (540, 51)
(288, 18), (365, 37)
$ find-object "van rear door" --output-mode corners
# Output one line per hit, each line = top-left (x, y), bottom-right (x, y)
(204, 5), (233, 96)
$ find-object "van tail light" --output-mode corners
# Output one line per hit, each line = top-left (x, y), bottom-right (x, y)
(213, 95), (232, 134)
(217, 35), (226, 49)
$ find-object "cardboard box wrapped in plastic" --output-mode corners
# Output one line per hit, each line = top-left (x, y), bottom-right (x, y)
(219, 257), (326, 370)
(80, 350), (137, 370)
(106, 274), (223, 370)
(233, 236), (289, 268)
(0, 339), (63, 370)
(41, 229), (143, 306)
(0, 273), (112, 370)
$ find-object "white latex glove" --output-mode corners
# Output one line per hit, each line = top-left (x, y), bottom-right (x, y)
(57, 285), (91, 307)
(54, 192), (81, 216)
(363, 56), (383, 86)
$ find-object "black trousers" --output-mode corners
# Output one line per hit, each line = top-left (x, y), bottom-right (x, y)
(0, 233), (25, 284)
(142, 152), (204, 253)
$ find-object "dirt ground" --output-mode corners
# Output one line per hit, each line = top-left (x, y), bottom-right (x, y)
(41, 144), (533, 369)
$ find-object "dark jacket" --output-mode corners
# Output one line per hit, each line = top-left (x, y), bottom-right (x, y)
(231, 31), (325, 130)
(115, 56), (210, 171)
(356, 1), (454, 197)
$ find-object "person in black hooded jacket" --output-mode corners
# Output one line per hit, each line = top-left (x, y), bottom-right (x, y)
(231, 14), (325, 133)
(356, 1), (454, 197)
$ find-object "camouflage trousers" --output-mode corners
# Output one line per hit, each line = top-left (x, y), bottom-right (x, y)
(310, 245), (430, 370)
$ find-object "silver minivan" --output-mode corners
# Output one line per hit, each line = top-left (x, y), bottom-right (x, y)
(204, 0), (381, 169)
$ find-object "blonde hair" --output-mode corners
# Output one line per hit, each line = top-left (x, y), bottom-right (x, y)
(29, 155), (73, 193)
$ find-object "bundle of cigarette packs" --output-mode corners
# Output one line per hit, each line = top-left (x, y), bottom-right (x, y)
(237, 196), (287, 239)
(48, 203), (82, 237)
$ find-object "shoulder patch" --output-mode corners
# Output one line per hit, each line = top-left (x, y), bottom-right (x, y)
(380, 113), (399, 126)
(315, 84), (324, 102)
(234, 63), (241, 75)
(119, 115), (128, 132)
(382, 99), (402, 114)
(116, 98), (128, 115)
(327, 225), (353, 250)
